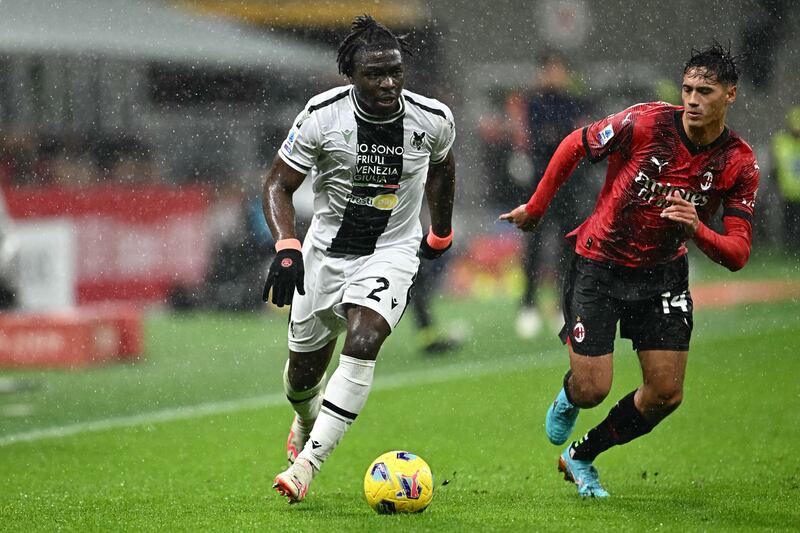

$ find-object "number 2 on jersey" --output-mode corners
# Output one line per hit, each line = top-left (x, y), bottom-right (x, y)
(367, 277), (390, 302)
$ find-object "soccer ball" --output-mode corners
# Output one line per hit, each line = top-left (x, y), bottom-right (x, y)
(363, 451), (434, 514)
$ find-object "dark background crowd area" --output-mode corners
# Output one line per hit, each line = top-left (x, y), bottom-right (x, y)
(0, 131), (161, 189)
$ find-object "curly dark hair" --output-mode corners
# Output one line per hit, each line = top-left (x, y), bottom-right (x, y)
(683, 42), (742, 85)
(336, 14), (412, 77)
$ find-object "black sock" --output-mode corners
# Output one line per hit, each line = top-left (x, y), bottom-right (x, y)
(562, 370), (576, 405)
(570, 390), (656, 462)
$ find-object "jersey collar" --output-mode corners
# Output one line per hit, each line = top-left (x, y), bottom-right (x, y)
(674, 110), (729, 155)
(349, 87), (405, 124)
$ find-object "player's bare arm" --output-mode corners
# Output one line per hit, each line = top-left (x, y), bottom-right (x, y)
(261, 156), (307, 306)
(419, 150), (456, 259)
(263, 156), (306, 241)
(425, 149), (455, 236)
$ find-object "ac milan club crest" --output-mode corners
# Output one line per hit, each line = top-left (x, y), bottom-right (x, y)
(700, 171), (714, 191)
(573, 321), (585, 343)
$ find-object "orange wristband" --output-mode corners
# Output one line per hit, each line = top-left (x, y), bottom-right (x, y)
(426, 227), (453, 250)
(275, 238), (302, 252)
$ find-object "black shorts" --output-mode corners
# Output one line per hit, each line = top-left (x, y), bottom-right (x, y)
(558, 253), (693, 356)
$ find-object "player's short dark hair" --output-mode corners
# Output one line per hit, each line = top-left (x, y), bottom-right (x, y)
(683, 42), (741, 86)
(336, 14), (412, 77)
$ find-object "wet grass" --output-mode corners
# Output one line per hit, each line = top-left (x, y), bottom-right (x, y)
(1, 287), (798, 530)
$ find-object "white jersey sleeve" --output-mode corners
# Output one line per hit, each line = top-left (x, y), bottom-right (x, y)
(278, 106), (321, 174)
(430, 105), (456, 164)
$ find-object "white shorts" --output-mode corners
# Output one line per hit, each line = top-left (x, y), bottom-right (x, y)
(287, 242), (420, 352)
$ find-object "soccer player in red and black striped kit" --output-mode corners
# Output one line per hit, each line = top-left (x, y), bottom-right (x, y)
(501, 44), (759, 497)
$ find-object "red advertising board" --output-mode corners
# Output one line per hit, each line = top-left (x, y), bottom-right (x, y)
(5, 185), (210, 303)
(0, 305), (144, 368)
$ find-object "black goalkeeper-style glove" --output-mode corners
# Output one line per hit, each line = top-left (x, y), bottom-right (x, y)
(418, 230), (452, 260)
(263, 249), (305, 307)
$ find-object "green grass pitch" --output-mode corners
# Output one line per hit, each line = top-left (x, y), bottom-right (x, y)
(1, 256), (799, 531)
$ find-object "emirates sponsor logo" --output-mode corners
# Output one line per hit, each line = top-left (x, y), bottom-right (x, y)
(633, 171), (709, 207)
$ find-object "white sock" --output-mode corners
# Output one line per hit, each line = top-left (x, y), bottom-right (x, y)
(298, 354), (376, 470)
(283, 359), (326, 431)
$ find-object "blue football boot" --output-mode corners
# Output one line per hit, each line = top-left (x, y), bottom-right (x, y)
(558, 447), (610, 498)
(545, 387), (580, 445)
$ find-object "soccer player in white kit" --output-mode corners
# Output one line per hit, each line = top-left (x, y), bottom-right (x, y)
(263, 15), (457, 503)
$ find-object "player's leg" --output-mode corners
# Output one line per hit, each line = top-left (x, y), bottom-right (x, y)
(274, 246), (344, 502)
(276, 248), (416, 503)
(635, 349), (687, 422)
(275, 309), (390, 503)
(626, 279), (692, 424)
(274, 341), (339, 502)
(546, 346), (613, 445)
(297, 248), (416, 469)
(284, 342), (337, 464)
(561, 281), (692, 497)
(554, 347), (614, 498)
(567, 385), (657, 462)
(566, 345), (614, 407)
(549, 255), (619, 497)
(560, 349), (686, 499)
(280, 245), (338, 464)
(547, 254), (617, 445)
(294, 305), (390, 471)
(587, 277), (692, 454)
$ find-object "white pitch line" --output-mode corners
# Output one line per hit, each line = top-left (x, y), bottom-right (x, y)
(0, 316), (786, 449)
(0, 348), (565, 448)
(0, 394), (284, 447)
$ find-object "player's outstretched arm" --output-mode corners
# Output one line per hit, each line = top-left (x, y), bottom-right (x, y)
(420, 150), (455, 259)
(261, 156), (308, 306)
(661, 190), (752, 271)
(499, 128), (585, 231)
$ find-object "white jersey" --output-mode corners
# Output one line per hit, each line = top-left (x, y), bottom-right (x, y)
(278, 85), (455, 256)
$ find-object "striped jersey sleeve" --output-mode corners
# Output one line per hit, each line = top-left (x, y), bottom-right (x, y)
(431, 105), (456, 164)
(278, 106), (320, 174)
(723, 152), (760, 223)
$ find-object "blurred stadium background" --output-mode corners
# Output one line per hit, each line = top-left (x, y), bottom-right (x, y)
(0, 1), (795, 311)
(0, 0), (800, 394)
(0, 0), (794, 314)
(0, 1), (798, 529)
